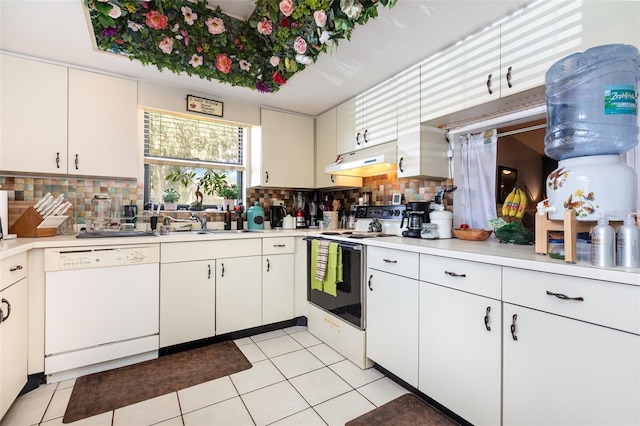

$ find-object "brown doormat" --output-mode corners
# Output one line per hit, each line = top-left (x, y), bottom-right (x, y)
(63, 340), (251, 423)
(346, 393), (460, 426)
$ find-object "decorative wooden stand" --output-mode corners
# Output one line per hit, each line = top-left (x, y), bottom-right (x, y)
(8, 206), (59, 237)
(535, 209), (632, 263)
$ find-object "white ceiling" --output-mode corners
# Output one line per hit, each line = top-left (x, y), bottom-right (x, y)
(0, 0), (530, 116)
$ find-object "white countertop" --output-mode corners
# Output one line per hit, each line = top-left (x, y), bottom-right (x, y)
(2, 230), (638, 286)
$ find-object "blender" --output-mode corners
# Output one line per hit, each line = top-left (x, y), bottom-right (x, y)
(294, 192), (307, 228)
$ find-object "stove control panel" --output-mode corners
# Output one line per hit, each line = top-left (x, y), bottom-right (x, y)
(351, 205), (406, 221)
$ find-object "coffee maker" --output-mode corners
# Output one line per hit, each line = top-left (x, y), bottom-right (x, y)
(401, 201), (430, 238)
(269, 203), (286, 229)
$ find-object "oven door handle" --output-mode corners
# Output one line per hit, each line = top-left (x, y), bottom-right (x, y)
(304, 237), (363, 250)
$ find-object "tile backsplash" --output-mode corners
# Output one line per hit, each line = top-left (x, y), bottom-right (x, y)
(2, 172), (449, 226)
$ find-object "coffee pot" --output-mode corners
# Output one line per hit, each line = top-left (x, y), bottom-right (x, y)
(401, 211), (426, 238)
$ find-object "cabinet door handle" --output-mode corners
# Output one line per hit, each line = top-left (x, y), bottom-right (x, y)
(1, 298), (10, 323)
(382, 259), (397, 264)
(506, 66), (513, 88)
(510, 313), (518, 341)
(484, 306), (491, 331)
(363, 130), (369, 143)
(486, 73), (493, 95)
(207, 264), (211, 280)
(266, 258), (271, 272)
(265, 171), (269, 183)
(399, 157), (404, 173)
(9, 265), (23, 272)
(75, 154), (79, 170)
(273, 244), (286, 248)
(545, 290), (584, 302)
(221, 263), (225, 277)
(368, 274), (373, 291)
(444, 270), (466, 277)
(56, 152), (60, 168)
(356, 132), (361, 145)
(331, 175), (335, 183)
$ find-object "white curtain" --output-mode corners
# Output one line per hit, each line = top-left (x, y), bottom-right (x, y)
(459, 129), (498, 229)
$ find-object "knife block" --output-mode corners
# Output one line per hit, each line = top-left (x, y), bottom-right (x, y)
(8, 206), (58, 237)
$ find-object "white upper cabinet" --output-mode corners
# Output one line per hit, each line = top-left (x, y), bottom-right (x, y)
(396, 66), (449, 179)
(315, 108), (362, 188)
(68, 69), (138, 178)
(335, 80), (397, 154)
(500, 0), (583, 98)
(1, 55), (68, 175)
(251, 108), (314, 188)
(420, 26), (501, 123)
(0, 55), (138, 178)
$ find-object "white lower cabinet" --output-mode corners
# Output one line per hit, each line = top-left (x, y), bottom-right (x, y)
(0, 253), (28, 419)
(502, 267), (640, 426)
(262, 254), (294, 324)
(503, 304), (639, 426)
(419, 282), (501, 426)
(366, 247), (419, 387)
(160, 260), (215, 347)
(216, 256), (262, 335)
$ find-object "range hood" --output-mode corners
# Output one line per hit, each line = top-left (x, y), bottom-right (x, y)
(325, 141), (397, 177)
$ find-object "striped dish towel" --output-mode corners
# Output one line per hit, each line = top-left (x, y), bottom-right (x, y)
(315, 240), (330, 281)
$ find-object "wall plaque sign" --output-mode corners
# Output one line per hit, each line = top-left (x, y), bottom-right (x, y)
(186, 95), (223, 117)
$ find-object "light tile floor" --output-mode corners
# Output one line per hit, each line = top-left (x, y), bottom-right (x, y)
(1, 326), (410, 426)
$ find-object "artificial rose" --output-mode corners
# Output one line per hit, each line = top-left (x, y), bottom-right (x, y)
(216, 54), (232, 74)
(108, 4), (122, 19)
(180, 30), (190, 46)
(181, 6), (197, 25)
(206, 17), (225, 35)
(296, 54), (313, 65)
(313, 10), (327, 27)
(158, 37), (174, 54)
(340, 0), (363, 19)
(144, 10), (168, 30)
(189, 54), (203, 67)
(293, 36), (307, 54)
(257, 18), (273, 35)
(319, 30), (333, 46)
(279, 0), (294, 17)
(272, 72), (287, 85)
(239, 60), (251, 71)
(269, 56), (280, 67)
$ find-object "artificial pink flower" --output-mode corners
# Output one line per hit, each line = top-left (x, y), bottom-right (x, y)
(181, 6), (197, 25)
(270, 56), (280, 67)
(144, 10), (168, 30)
(206, 17), (225, 35)
(279, 0), (294, 17)
(314, 10), (327, 27)
(158, 37), (174, 54)
(293, 36), (307, 55)
(216, 54), (232, 74)
(239, 60), (251, 71)
(108, 4), (122, 19)
(257, 18), (273, 35)
(189, 54), (203, 67)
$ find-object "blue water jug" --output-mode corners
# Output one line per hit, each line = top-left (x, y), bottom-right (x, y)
(247, 202), (265, 230)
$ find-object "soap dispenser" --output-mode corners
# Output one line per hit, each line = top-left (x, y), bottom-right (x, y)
(616, 213), (639, 268)
(591, 216), (615, 268)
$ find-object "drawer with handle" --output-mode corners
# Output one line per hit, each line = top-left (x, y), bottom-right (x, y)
(1, 252), (27, 290)
(503, 267), (640, 335)
(262, 237), (294, 255)
(367, 246), (419, 279)
(419, 254), (501, 299)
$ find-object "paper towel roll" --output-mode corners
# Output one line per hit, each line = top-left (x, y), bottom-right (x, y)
(0, 190), (8, 236)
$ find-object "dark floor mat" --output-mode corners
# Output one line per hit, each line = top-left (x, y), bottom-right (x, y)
(63, 340), (251, 423)
(346, 393), (460, 426)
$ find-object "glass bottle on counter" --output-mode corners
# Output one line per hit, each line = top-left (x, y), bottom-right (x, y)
(91, 194), (111, 230)
(224, 205), (232, 230)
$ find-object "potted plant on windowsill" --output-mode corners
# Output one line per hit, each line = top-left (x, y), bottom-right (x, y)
(165, 169), (235, 211)
(162, 188), (180, 211)
(218, 183), (239, 210)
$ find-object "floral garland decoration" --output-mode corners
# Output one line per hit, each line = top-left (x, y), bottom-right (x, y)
(85, 0), (397, 93)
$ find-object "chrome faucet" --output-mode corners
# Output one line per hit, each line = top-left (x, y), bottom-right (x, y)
(190, 213), (207, 229)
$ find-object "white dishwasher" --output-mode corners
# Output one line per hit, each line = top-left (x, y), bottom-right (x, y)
(44, 244), (160, 383)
